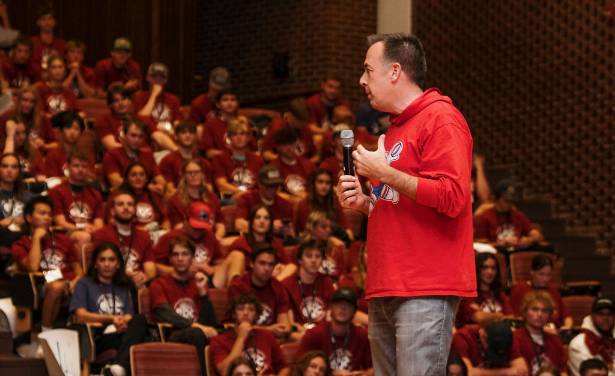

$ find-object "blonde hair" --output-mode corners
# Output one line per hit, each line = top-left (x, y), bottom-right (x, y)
(520, 290), (554, 315)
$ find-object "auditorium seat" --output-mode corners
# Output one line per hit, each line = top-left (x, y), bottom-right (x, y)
(280, 342), (300, 367)
(562, 295), (594, 326)
(130, 342), (200, 376)
(208, 288), (229, 323)
(509, 251), (562, 286)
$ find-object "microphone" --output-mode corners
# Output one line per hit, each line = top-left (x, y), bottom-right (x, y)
(340, 130), (355, 176)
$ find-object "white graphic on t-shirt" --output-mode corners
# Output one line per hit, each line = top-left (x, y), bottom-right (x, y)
(19, 156), (31, 174)
(40, 248), (64, 271)
(153, 103), (173, 133)
(97, 293), (125, 315)
(531, 354), (553, 376)
(194, 245), (211, 264)
(62, 163), (69, 177)
(300, 296), (326, 322)
(1, 198), (23, 217)
(295, 140), (306, 157)
(47, 94), (67, 115)
(329, 348), (353, 371)
(285, 175), (306, 195)
(319, 257), (337, 276)
(256, 303), (273, 326)
(243, 348), (266, 373)
(496, 224), (516, 243)
(231, 167), (256, 190)
(136, 202), (154, 223)
(479, 299), (502, 313)
(68, 202), (92, 223)
(122, 248), (141, 272)
(173, 297), (197, 322)
(370, 141), (402, 205)
(12, 75), (30, 88)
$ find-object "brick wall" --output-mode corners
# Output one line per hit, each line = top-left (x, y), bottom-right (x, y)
(194, 0), (377, 109)
(413, 0), (615, 254)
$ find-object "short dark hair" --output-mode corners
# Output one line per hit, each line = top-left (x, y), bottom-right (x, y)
(67, 148), (90, 164)
(107, 83), (131, 105)
(215, 89), (237, 103)
(297, 237), (326, 261)
(174, 120), (197, 134)
(51, 111), (85, 131)
(168, 236), (196, 256)
(24, 195), (53, 218)
(366, 33), (427, 87)
(580, 358), (608, 376)
(122, 117), (148, 136)
(66, 40), (86, 53)
(287, 98), (310, 122)
(229, 293), (263, 319)
(36, 5), (54, 20)
(273, 126), (299, 146)
(531, 254), (554, 271)
(14, 36), (33, 50)
(251, 243), (277, 263)
(226, 356), (258, 376)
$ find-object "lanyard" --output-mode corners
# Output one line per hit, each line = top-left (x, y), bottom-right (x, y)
(114, 225), (134, 263)
(40, 234), (58, 270)
(330, 325), (351, 353)
(298, 276), (318, 322)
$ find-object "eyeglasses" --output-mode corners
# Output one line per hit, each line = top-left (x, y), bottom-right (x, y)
(184, 170), (202, 176)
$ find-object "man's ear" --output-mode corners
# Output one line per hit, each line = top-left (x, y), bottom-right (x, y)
(391, 63), (402, 82)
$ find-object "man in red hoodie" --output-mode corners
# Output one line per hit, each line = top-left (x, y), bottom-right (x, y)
(337, 33), (475, 375)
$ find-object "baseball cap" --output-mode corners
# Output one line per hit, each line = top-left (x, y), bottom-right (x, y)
(188, 202), (213, 231)
(147, 62), (168, 78)
(484, 321), (513, 367)
(258, 165), (283, 186)
(494, 179), (518, 201)
(112, 37), (132, 52)
(330, 287), (358, 307)
(592, 297), (615, 313)
(209, 67), (230, 90)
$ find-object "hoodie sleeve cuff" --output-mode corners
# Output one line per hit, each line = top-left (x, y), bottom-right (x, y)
(415, 177), (439, 209)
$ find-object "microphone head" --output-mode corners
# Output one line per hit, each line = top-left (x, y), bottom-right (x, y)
(340, 129), (354, 148)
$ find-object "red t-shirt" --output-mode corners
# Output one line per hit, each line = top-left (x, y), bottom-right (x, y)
(319, 244), (347, 280)
(152, 228), (220, 265)
(95, 113), (127, 144)
(457, 290), (513, 327)
(235, 191), (294, 223)
(270, 156), (314, 196)
(306, 93), (351, 128)
(37, 82), (78, 116)
(101, 146), (160, 183)
(132, 90), (181, 126)
(475, 207), (535, 244)
(228, 272), (290, 326)
(1, 59), (41, 88)
(48, 181), (104, 225)
(281, 274), (334, 325)
(92, 224), (153, 272)
(149, 275), (201, 322)
(365, 88), (475, 299)
(94, 58), (142, 90)
(189, 93), (214, 124)
(201, 116), (228, 152)
(43, 147), (69, 178)
(298, 321), (372, 372)
(262, 117), (315, 159)
(452, 325), (522, 368)
(159, 152), (212, 186)
(132, 190), (166, 228)
(15, 149), (45, 177)
(166, 192), (221, 228)
(228, 236), (289, 267)
(30, 35), (66, 69)
(209, 329), (285, 375)
(212, 151), (263, 192)
(510, 282), (570, 327)
(512, 327), (567, 374)
(67, 66), (97, 98)
(293, 197), (346, 234)
(11, 233), (77, 280)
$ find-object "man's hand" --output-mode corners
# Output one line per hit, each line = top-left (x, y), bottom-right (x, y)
(130, 271), (147, 288)
(268, 322), (291, 337)
(352, 134), (390, 182)
(151, 83), (163, 97)
(337, 175), (369, 213)
(194, 272), (209, 296)
(236, 321), (253, 339)
(32, 227), (47, 241)
(5, 120), (16, 137)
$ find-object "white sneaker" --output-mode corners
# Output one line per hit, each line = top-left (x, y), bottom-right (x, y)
(16, 339), (43, 358)
(102, 364), (126, 376)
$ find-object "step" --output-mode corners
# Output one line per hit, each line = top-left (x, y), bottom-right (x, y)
(0, 354), (47, 376)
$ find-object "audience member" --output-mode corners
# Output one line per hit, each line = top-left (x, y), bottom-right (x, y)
(210, 293), (287, 376)
(226, 356), (258, 376)
(2, 115), (45, 179)
(447, 352), (469, 376)
(36, 55), (78, 117)
(271, 126), (315, 200)
(0, 153), (28, 245)
(149, 236), (220, 374)
(44, 111), (87, 177)
(294, 168), (345, 235)
(190, 66), (230, 124)
(70, 242), (148, 376)
(298, 287), (373, 375)
(306, 75), (351, 132)
(63, 40), (97, 98)
(201, 90), (240, 158)
(30, 6), (65, 71)
(290, 351), (330, 376)
(95, 37), (142, 92)
(302, 211), (347, 280)
(1, 36), (41, 89)
(568, 298), (615, 376)
(95, 83), (134, 151)
(579, 359), (609, 376)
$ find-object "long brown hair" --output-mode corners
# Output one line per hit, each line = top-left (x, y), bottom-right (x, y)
(176, 158), (211, 206)
(14, 86), (43, 135)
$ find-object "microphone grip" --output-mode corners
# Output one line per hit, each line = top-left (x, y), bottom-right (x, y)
(343, 146), (354, 176)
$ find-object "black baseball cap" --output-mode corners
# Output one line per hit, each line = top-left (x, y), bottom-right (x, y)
(330, 288), (358, 307)
(592, 297), (615, 313)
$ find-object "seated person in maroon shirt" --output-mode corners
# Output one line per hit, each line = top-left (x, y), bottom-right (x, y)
(37, 55), (78, 118)
(213, 118), (264, 198)
(302, 211), (347, 281)
(1, 36), (41, 89)
(513, 291), (567, 375)
(457, 253), (514, 327)
(510, 255), (572, 330)
(229, 205), (296, 281)
(453, 320), (528, 375)
(166, 159), (224, 235)
(154, 202), (245, 288)
(201, 90), (240, 158)
(270, 126), (315, 201)
(133, 63), (180, 142)
(306, 75), (351, 134)
(319, 124), (352, 186)
(294, 168), (346, 235)
(101, 118), (165, 192)
(475, 180), (544, 249)
(190, 66), (230, 124)
(298, 288), (373, 375)
(95, 37), (142, 93)
(282, 238), (335, 340)
(234, 164), (295, 238)
(149, 236), (221, 374)
(44, 111), (87, 178)
(1, 115), (45, 180)
(11, 195), (83, 331)
(159, 120), (212, 193)
(95, 83), (134, 151)
(48, 149), (104, 252)
(210, 293), (287, 376)
(63, 40), (97, 98)
(262, 97), (316, 164)
(30, 6), (65, 71)
(228, 245), (292, 338)
(92, 191), (156, 288)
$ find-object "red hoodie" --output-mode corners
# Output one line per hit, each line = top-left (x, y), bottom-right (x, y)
(365, 88), (476, 299)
